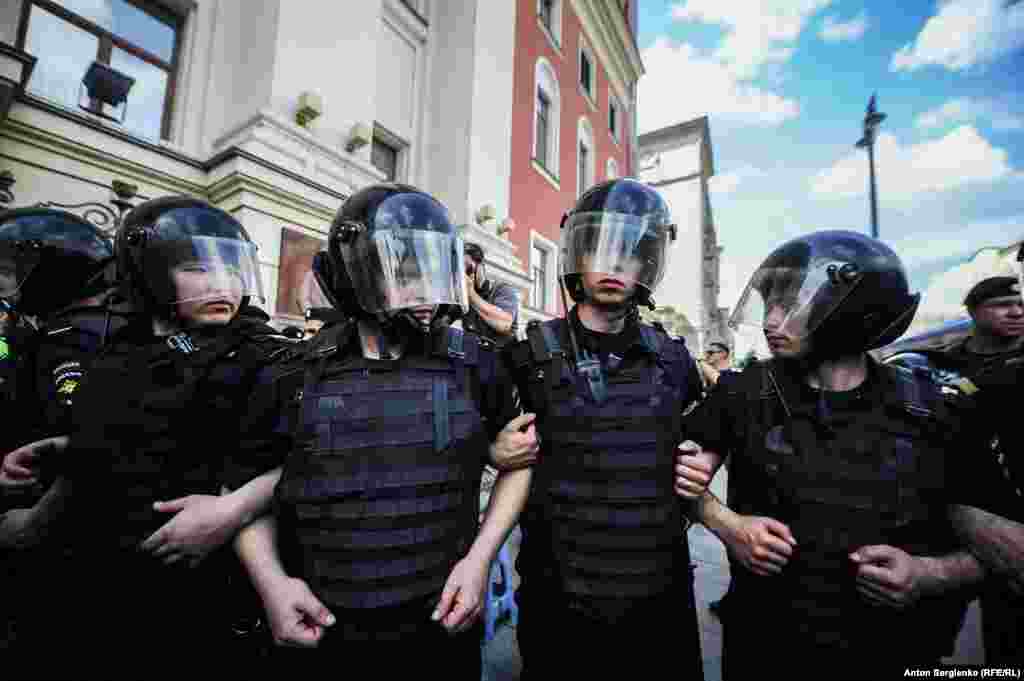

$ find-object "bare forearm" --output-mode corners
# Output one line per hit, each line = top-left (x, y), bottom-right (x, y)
(469, 292), (515, 337)
(234, 513), (290, 601)
(697, 490), (744, 547)
(952, 504), (1024, 590)
(220, 467), (282, 531)
(467, 467), (531, 565)
(916, 550), (986, 596)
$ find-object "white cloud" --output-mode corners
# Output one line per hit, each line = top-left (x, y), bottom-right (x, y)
(670, 0), (833, 80)
(915, 97), (1024, 131)
(638, 38), (800, 132)
(819, 12), (869, 42)
(891, 0), (1024, 72)
(710, 165), (766, 196)
(809, 125), (1016, 199)
(906, 220), (1024, 325)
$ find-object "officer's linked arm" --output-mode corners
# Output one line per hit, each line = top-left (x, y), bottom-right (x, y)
(468, 285), (516, 338)
(488, 412), (540, 471)
(218, 467), (283, 531)
(235, 512), (336, 647)
(0, 475), (71, 549)
(950, 504), (1024, 595)
(433, 463), (532, 632)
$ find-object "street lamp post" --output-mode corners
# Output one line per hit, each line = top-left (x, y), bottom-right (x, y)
(855, 94), (886, 240)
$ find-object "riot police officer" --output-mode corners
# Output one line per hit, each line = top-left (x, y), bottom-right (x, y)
(0, 197), (296, 678)
(0, 208), (129, 668)
(674, 231), (1018, 679)
(502, 178), (704, 680)
(230, 184), (536, 679)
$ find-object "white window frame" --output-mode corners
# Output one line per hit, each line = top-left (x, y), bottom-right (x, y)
(577, 116), (595, 198)
(578, 34), (596, 110)
(536, 0), (562, 53)
(529, 229), (559, 314)
(606, 157), (619, 181)
(533, 56), (561, 181)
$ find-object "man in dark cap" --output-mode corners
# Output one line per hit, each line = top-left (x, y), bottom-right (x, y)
(943, 275), (1024, 381)
(939, 270), (1024, 664)
(462, 242), (519, 346)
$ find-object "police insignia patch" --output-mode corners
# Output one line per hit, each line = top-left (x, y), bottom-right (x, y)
(53, 361), (84, 401)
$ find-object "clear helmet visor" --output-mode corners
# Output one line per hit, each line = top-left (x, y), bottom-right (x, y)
(559, 212), (675, 294)
(731, 256), (864, 340)
(341, 228), (467, 315)
(144, 236), (265, 306)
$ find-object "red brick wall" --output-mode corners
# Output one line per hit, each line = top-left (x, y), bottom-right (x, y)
(508, 0), (634, 312)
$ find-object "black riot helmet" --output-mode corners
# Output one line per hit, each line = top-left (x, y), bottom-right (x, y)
(731, 230), (919, 356)
(0, 207), (115, 317)
(319, 183), (467, 329)
(116, 196), (264, 321)
(559, 178), (677, 309)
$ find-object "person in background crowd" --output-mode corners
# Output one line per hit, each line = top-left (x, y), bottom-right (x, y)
(461, 242), (519, 346)
(697, 341), (736, 391)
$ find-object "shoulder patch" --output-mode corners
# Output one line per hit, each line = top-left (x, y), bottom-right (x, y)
(53, 360), (84, 402)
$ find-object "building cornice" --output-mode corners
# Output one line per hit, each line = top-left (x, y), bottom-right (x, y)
(1, 101), (350, 220)
(571, 0), (643, 105)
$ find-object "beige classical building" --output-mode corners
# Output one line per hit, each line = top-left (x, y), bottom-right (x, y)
(0, 0), (537, 326)
(637, 116), (729, 352)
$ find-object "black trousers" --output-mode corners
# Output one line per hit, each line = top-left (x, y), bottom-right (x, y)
(517, 581), (704, 681)
(267, 617), (483, 680)
(981, 583), (1024, 665)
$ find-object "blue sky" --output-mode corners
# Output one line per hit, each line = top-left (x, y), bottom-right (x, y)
(634, 0), (1024, 320)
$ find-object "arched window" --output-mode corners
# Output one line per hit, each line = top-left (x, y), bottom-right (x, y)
(606, 157), (619, 180)
(577, 116), (595, 197)
(534, 57), (561, 177)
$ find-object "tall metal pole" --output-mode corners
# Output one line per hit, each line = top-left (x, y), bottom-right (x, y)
(867, 141), (879, 240)
(856, 94), (886, 240)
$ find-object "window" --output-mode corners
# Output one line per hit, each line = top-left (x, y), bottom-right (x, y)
(536, 90), (550, 170)
(579, 39), (594, 100)
(539, 0), (553, 33)
(577, 117), (595, 197)
(609, 96), (620, 141)
(372, 136), (400, 182)
(578, 142), (588, 197)
(537, 0), (561, 48)
(532, 244), (549, 311)
(19, 0), (182, 141)
(533, 58), (560, 178)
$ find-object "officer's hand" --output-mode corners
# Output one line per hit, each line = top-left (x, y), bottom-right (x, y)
(0, 437), (65, 488)
(433, 555), (488, 634)
(674, 441), (719, 499)
(489, 413), (540, 472)
(139, 494), (242, 568)
(728, 515), (797, 577)
(850, 545), (927, 609)
(262, 576), (335, 647)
